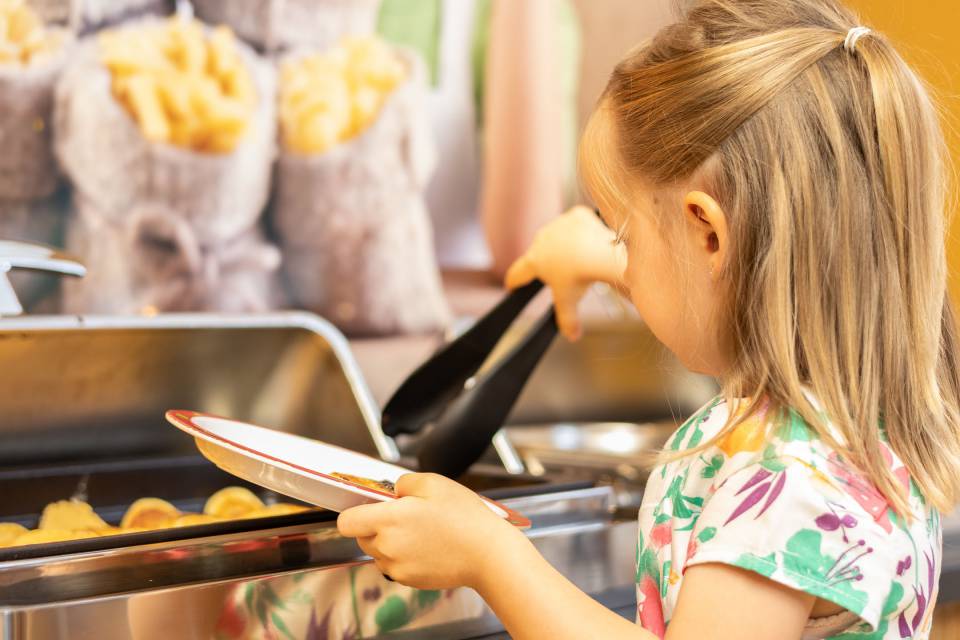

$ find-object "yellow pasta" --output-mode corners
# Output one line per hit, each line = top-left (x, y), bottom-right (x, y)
(280, 36), (406, 154)
(0, 0), (65, 65)
(99, 17), (257, 153)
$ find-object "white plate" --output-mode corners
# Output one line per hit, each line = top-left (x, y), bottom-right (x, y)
(166, 410), (530, 527)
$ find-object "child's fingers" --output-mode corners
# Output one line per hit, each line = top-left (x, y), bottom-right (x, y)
(552, 286), (584, 342)
(504, 255), (536, 290)
(337, 503), (388, 538)
(356, 535), (378, 557)
(395, 472), (457, 498)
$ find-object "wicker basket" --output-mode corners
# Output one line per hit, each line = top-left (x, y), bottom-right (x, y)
(273, 48), (448, 336)
(0, 39), (72, 201)
(62, 201), (283, 314)
(26, 0), (174, 32)
(192, 0), (381, 52)
(54, 24), (277, 243)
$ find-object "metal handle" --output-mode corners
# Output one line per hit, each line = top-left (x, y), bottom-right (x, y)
(0, 240), (86, 317)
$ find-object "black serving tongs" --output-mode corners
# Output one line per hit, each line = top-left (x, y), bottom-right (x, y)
(381, 280), (557, 478)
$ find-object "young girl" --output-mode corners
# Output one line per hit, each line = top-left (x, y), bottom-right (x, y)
(338, 0), (960, 637)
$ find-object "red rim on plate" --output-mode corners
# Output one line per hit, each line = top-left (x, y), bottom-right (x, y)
(166, 410), (531, 529)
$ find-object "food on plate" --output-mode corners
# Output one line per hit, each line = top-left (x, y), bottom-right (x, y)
(279, 35), (406, 154)
(0, 522), (27, 546)
(0, 487), (313, 550)
(39, 499), (109, 532)
(98, 17), (257, 153)
(330, 472), (396, 494)
(121, 497), (181, 529)
(204, 486), (264, 518)
(0, 0), (66, 66)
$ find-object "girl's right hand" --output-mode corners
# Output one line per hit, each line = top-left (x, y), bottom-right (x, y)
(505, 205), (627, 341)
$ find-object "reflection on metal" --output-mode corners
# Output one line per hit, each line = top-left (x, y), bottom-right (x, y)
(507, 422), (678, 510)
(491, 429), (525, 474)
(0, 312), (647, 638)
(0, 486), (634, 639)
(0, 312), (398, 464)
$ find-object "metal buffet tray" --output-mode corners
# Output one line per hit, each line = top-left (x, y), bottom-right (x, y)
(0, 312), (638, 640)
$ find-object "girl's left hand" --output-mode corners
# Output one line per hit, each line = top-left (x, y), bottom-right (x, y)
(337, 473), (523, 590)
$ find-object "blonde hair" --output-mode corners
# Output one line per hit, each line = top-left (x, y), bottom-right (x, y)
(585, 0), (960, 514)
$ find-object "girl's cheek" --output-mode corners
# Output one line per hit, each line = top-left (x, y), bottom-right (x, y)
(622, 242), (688, 360)
(623, 249), (658, 322)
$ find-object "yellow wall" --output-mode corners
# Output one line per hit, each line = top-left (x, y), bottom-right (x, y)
(844, 0), (960, 299)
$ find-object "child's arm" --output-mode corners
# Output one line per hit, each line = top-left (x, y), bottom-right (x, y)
(338, 473), (816, 640)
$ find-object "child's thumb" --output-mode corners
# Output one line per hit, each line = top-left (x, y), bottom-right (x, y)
(504, 256), (536, 290)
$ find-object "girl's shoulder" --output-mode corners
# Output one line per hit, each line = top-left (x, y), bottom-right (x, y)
(656, 394), (938, 557)
(664, 395), (917, 502)
(651, 396), (941, 635)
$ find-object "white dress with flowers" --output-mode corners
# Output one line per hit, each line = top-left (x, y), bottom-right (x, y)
(636, 397), (942, 639)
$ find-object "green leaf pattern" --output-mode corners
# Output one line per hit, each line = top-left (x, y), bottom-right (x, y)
(635, 396), (942, 638)
(217, 567), (463, 639)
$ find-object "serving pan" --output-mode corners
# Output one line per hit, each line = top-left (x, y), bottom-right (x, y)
(0, 310), (644, 640)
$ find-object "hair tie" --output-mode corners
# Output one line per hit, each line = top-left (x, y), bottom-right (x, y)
(844, 26), (871, 54)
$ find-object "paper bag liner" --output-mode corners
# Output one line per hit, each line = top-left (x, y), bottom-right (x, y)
(0, 39), (72, 201)
(273, 47), (449, 336)
(54, 21), (277, 243)
(27, 0), (174, 33)
(62, 199), (283, 314)
(193, 0), (381, 53)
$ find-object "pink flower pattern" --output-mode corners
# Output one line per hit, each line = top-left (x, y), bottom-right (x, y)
(637, 397), (942, 639)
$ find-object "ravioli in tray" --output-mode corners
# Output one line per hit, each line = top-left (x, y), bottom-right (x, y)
(0, 486), (312, 549)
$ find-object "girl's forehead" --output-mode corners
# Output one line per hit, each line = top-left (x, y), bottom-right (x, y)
(579, 107), (649, 230)
(580, 109), (626, 220)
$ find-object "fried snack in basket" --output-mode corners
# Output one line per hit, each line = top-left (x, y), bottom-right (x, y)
(204, 486), (264, 519)
(0, 0), (66, 66)
(121, 497), (181, 529)
(280, 36), (406, 154)
(98, 17), (256, 153)
(39, 500), (110, 532)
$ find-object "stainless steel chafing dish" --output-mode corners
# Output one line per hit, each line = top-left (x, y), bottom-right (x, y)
(0, 242), (648, 640)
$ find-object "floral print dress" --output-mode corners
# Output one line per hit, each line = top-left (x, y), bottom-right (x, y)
(637, 396), (942, 639)
(213, 564), (485, 639)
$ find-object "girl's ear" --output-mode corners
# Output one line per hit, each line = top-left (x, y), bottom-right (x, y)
(683, 191), (729, 280)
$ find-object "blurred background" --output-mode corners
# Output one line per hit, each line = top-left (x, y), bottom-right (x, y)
(2, 0), (956, 334)
(1, 1), (960, 638)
